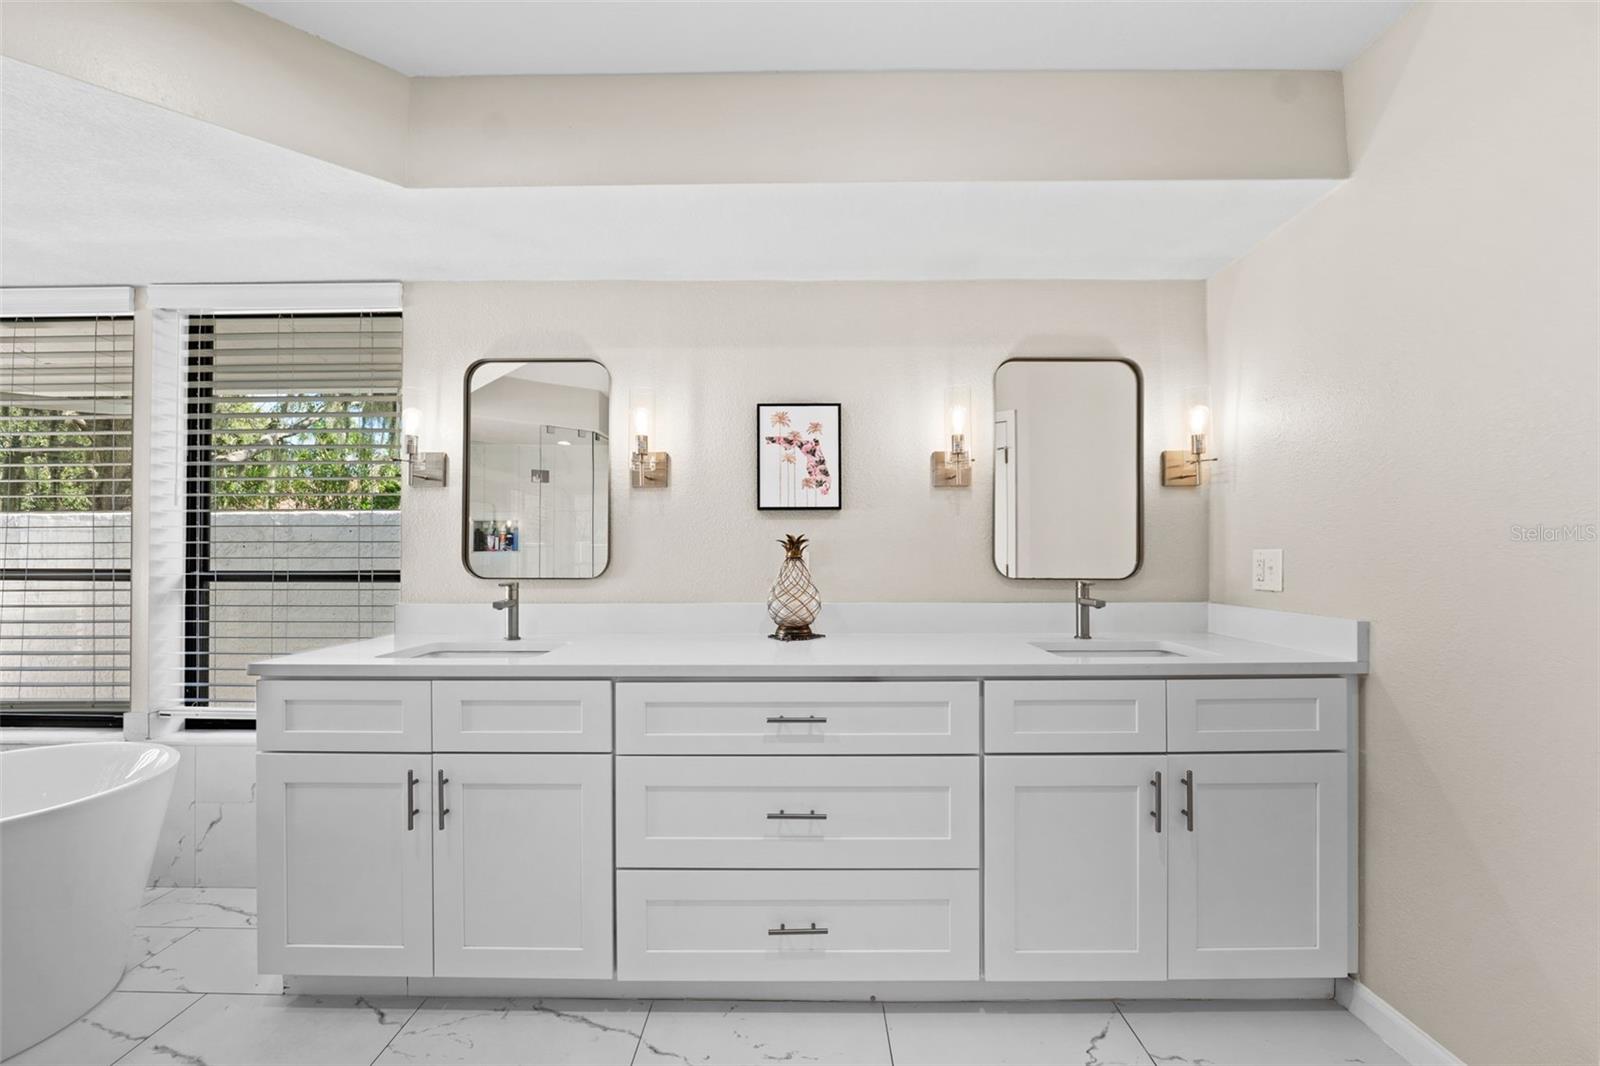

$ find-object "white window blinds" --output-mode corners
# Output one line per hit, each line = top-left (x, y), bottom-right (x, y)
(0, 316), (134, 709)
(184, 313), (402, 710)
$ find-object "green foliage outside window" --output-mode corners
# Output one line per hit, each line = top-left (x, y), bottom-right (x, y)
(205, 398), (401, 512)
(0, 405), (132, 513)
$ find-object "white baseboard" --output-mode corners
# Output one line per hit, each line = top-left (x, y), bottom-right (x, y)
(1336, 979), (1463, 1066)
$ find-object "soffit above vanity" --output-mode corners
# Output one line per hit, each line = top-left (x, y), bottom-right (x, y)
(0, 0), (1400, 283)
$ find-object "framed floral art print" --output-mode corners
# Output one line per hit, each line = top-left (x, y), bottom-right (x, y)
(757, 403), (842, 510)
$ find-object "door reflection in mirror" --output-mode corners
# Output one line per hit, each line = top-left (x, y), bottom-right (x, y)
(992, 358), (1142, 581)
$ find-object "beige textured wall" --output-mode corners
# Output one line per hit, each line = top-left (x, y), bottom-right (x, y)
(1206, 5), (1598, 1063)
(401, 281), (1208, 604)
(2, 4), (1346, 189)
(407, 70), (1346, 186)
(0, 1), (410, 182)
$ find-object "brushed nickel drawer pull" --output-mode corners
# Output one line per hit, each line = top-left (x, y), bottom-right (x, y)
(406, 770), (419, 831)
(438, 770), (450, 830)
(1180, 769), (1195, 832)
(766, 715), (827, 724)
(768, 922), (829, 936)
(767, 809), (827, 820)
(1150, 770), (1162, 833)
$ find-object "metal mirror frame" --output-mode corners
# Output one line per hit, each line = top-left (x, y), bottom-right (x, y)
(991, 356), (1145, 582)
(460, 357), (613, 580)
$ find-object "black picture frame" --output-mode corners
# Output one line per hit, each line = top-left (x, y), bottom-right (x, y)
(755, 403), (842, 511)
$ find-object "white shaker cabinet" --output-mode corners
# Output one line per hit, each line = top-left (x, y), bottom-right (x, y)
(257, 752), (434, 976)
(984, 755), (1167, 981)
(1166, 752), (1349, 979)
(256, 664), (1360, 993)
(433, 753), (613, 978)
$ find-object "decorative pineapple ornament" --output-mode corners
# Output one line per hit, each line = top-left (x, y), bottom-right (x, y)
(768, 534), (824, 641)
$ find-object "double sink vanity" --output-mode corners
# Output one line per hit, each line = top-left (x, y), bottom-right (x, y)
(250, 355), (1365, 997)
(251, 603), (1366, 997)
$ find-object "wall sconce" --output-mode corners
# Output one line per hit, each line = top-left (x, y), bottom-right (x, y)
(1162, 398), (1219, 487)
(401, 406), (447, 487)
(931, 385), (974, 487)
(629, 387), (670, 488)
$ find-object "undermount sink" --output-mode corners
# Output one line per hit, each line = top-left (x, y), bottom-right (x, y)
(1030, 640), (1203, 661)
(383, 641), (564, 660)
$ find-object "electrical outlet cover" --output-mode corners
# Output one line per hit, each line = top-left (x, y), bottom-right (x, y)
(1253, 549), (1284, 592)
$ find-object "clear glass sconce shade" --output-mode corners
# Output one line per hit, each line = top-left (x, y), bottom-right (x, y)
(1188, 403), (1211, 436)
(630, 388), (655, 440)
(944, 386), (972, 451)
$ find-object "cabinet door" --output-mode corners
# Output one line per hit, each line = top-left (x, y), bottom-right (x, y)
(257, 753), (433, 976)
(984, 755), (1167, 981)
(433, 754), (613, 978)
(1167, 752), (1349, 979)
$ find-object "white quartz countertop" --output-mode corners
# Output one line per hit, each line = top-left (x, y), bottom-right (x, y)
(249, 603), (1367, 680)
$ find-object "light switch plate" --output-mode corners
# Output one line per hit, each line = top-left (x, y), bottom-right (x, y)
(1252, 549), (1284, 592)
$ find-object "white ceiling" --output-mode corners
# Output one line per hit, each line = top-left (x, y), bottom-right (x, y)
(0, 60), (1337, 284)
(239, 1), (1411, 78)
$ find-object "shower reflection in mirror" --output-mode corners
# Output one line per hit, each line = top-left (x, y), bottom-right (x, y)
(463, 359), (611, 579)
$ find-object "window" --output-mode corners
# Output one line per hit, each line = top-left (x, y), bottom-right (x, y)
(184, 313), (401, 710)
(0, 316), (134, 712)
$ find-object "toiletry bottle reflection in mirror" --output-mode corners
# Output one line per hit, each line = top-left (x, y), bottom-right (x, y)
(473, 519), (519, 552)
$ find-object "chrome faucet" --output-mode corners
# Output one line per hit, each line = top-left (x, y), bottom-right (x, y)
(491, 581), (521, 641)
(1074, 580), (1106, 640)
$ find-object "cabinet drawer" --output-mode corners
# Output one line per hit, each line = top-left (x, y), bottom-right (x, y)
(616, 756), (978, 869)
(616, 681), (979, 755)
(433, 681), (612, 752)
(257, 680), (430, 752)
(984, 680), (1166, 753)
(616, 869), (979, 981)
(1168, 678), (1348, 752)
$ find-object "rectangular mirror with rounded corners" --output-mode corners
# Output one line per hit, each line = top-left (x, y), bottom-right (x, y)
(993, 357), (1142, 580)
(462, 359), (610, 579)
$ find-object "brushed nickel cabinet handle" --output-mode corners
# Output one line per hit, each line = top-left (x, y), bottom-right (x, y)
(766, 715), (827, 724)
(1150, 771), (1162, 833)
(768, 922), (829, 936)
(406, 770), (419, 831)
(767, 809), (827, 821)
(438, 770), (450, 830)
(1180, 769), (1195, 832)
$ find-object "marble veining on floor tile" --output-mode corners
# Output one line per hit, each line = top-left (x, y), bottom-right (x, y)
(1, 992), (201, 1066)
(886, 1001), (1153, 1066)
(375, 998), (649, 1065)
(118, 993), (421, 1066)
(119, 928), (282, 995)
(633, 1001), (892, 1066)
(137, 887), (257, 929)
(127, 927), (195, 969)
(1114, 1000), (1406, 1066)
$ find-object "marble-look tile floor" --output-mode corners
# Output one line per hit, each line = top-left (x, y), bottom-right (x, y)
(4, 888), (1408, 1066)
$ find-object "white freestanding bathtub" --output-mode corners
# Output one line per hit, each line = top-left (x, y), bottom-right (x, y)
(0, 742), (179, 1058)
